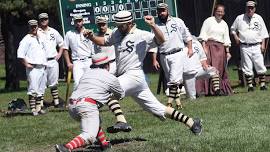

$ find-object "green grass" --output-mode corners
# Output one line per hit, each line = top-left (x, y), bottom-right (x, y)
(0, 66), (270, 152)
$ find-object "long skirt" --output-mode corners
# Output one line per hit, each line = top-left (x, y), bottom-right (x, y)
(196, 40), (233, 96)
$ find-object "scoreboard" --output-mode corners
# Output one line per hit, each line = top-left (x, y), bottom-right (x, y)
(58, 0), (178, 34)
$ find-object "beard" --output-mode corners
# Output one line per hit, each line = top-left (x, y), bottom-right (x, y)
(158, 14), (168, 23)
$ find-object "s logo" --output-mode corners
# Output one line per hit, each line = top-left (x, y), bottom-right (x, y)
(50, 34), (55, 41)
(193, 46), (199, 54)
(123, 40), (134, 53)
(170, 24), (178, 33)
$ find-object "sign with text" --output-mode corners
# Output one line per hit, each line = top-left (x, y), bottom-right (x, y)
(58, 0), (177, 34)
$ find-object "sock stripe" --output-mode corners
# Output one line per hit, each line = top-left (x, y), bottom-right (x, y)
(184, 116), (189, 123)
(175, 111), (181, 121)
(171, 110), (176, 119)
(180, 114), (185, 122)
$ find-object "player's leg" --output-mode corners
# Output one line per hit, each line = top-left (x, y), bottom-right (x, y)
(72, 61), (85, 89)
(183, 74), (197, 100)
(252, 48), (267, 90)
(47, 60), (61, 107)
(35, 67), (46, 114)
(240, 46), (254, 91)
(202, 67), (220, 95)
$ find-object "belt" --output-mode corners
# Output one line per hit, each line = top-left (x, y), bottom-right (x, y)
(240, 42), (260, 46)
(72, 56), (91, 61)
(47, 57), (55, 61)
(70, 97), (97, 105)
(160, 49), (182, 55)
(109, 59), (116, 63)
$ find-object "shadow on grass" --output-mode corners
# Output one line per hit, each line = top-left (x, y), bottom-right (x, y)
(110, 137), (147, 145)
(0, 87), (27, 93)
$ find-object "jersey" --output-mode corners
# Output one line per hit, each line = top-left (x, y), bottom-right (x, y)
(104, 26), (157, 76)
(38, 27), (64, 58)
(156, 16), (192, 53)
(63, 29), (94, 60)
(231, 13), (269, 43)
(17, 34), (47, 65)
(70, 68), (124, 105)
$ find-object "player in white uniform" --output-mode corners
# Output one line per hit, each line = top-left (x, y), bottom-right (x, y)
(231, 1), (269, 91)
(183, 36), (220, 99)
(17, 20), (47, 116)
(63, 14), (94, 89)
(38, 13), (64, 108)
(152, 3), (193, 109)
(85, 10), (202, 135)
(55, 53), (125, 151)
(94, 16), (117, 74)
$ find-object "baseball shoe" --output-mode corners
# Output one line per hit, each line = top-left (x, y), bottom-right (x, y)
(32, 111), (38, 116)
(176, 104), (183, 109)
(166, 103), (173, 107)
(260, 86), (267, 91)
(107, 122), (132, 133)
(248, 87), (254, 92)
(190, 118), (202, 135)
(214, 89), (221, 96)
(101, 142), (112, 151)
(55, 144), (71, 152)
(38, 109), (46, 115)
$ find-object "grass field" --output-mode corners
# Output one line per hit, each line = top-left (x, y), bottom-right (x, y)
(0, 65), (270, 152)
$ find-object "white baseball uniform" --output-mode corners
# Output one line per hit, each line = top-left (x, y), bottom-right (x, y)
(63, 28), (94, 89)
(156, 16), (192, 86)
(231, 13), (269, 76)
(103, 25), (168, 119)
(38, 27), (64, 88)
(183, 38), (218, 99)
(69, 68), (124, 143)
(17, 34), (47, 97)
(94, 28), (116, 74)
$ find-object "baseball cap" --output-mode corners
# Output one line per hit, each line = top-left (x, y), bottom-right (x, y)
(38, 13), (49, 19)
(246, 1), (256, 7)
(28, 20), (38, 26)
(114, 11), (133, 24)
(157, 3), (168, 9)
(96, 16), (107, 24)
(73, 14), (83, 20)
(92, 53), (110, 65)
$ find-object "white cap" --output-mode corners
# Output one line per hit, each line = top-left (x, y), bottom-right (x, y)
(38, 13), (48, 19)
(246, 1), (256, 7)
(114, 11), (133, 24)
(28, 20), (38, 26)
(157, 3), (168, 9)
(92, 53), (110, 65)
(96, 16), (107, 24)
(73, 14), (83, 20)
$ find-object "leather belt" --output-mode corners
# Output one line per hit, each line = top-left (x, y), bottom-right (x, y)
(160, 48), (182, 55)
(70, 97), (97, 105)
(47, 57), (55, 61)
(240, 42), (260, 46)
(109, 59), (116, 63)
(72, 56), (91, 61)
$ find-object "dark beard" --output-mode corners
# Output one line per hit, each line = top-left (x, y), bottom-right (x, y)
(158, 15), (168, 23)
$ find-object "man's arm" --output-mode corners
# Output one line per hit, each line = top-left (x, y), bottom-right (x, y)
(144, 16), (165, 44)
(83, 29), (106, 46)
(63, 49), (73, 70)
(20, 58), (33, 69)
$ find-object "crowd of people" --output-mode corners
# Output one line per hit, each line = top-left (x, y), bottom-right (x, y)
(16, 1), (269, 151)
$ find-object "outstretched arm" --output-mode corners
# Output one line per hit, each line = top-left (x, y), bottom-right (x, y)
(144, 15), (165, 45)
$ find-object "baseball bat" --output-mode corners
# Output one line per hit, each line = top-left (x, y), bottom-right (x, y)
(65, 69), (72, 106)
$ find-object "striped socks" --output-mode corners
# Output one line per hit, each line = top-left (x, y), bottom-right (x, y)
(107, 99), (127, 123)
(165, 107), (194, 128)
(51, 87), (59, 105)
(65, 136), (85, 150)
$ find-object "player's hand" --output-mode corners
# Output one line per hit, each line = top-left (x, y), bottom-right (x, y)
(144, 15), (155, 26)
(55, 53), (62, 61)
(235, 38), (240, 45)
(67, 63), (73, 70)
(83, 29), (94, 39)
(26, 63), (34, 69)
(187, 48), (193, 58)
(226, 52), (232, 61)
(153, 60), (160, 70)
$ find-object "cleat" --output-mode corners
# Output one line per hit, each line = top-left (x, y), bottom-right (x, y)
(176, 104), (183, 109)
(248, 87), (254, 92)
(214, 89), (221, 96)
(32, 111), (38, 116)
(38, 109), (46, 115)
(166, 103), (173, 107)
(190, 118), (202, 135)
(100, 142), (112, 151)
(107, 122), (132, 133)
(54, 99), (65, 108)
(260, 86), (267, 91)
(55, 144), (71, 152)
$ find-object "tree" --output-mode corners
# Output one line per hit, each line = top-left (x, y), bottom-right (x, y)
(0, 0), (58, 91)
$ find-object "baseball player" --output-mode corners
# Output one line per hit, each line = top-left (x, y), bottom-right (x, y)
(38, 13), (64, 108)
(63, 14), (94, 89)
(231, 1), (269, 91)
(183, 36), (220, 99)
(17, 20), (47, 116)
(94, 16), (117, 74)
(84, 10), (202, 135)
(55, 53), (127, 151)
(151, 3), (193, 109)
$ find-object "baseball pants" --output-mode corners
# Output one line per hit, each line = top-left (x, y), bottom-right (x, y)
(26, 65), (46, 97)
(72, 59), (92, 89)
(45, 59), (59, 87)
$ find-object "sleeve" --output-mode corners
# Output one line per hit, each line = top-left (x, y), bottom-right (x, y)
(17, 38), (28, 59)
(108, 76), (125, 100)
(230, 16), (238, 35)
(55, 30), (64, 47)
(63, 32), (70, 50)
(179, 19), (192, 42)
(199, 18), (209, 41)
(223, 22), (231, 47)
(143, 30), (158, 48)
(259, 16), (269, 39)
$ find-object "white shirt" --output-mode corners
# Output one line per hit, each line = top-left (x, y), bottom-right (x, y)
(17, 34), (47, 65)
(63, 29), (94, 60)
(156, 16), (192, 53)
(199, 16), (231, 46)
(104, 25), (157, 76)
(38, 27), (64, 58)
(231, 13), (269, 43)
(94, 28), (116, 61)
